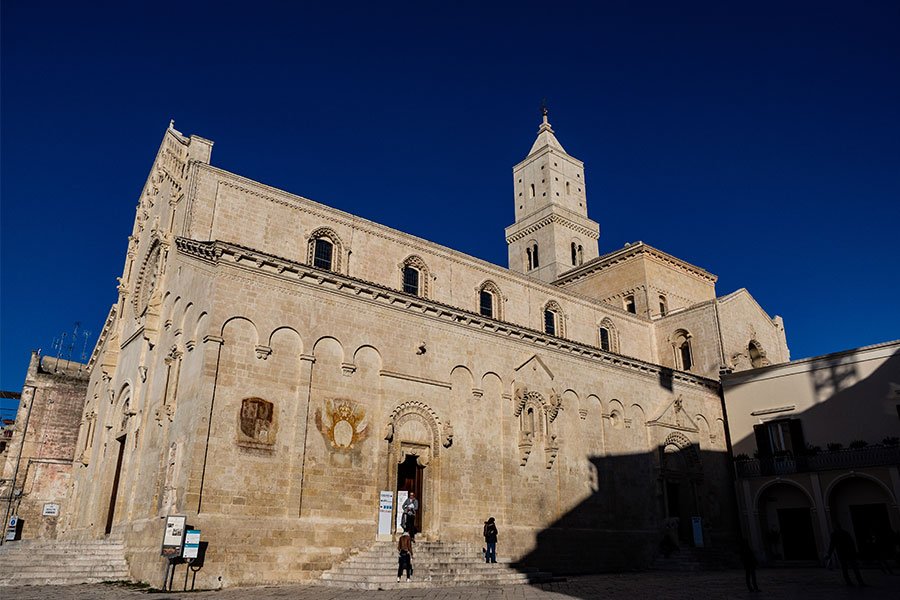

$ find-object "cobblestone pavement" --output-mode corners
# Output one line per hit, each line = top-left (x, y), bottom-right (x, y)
(3, 569), (898, 600)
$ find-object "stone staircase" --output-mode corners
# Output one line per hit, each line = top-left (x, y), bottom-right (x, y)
(320, 539), (553, 589)
(0, 537), (130, 586)
(652, 545), (738, 572)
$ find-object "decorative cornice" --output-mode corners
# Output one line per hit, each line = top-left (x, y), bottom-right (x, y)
(505, 213), (600, 244)
(87, 304), (118, 370)
(555, 242), (717, 286)
(175, 238), (720, 391)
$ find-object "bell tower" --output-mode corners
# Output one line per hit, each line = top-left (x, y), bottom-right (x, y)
(505, 109), (600, 282)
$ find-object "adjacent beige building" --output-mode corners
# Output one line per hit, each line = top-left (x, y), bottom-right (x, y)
(722, 340), (900, 564)
(1, 353), (89, 542)
(60, 116), (790, 586)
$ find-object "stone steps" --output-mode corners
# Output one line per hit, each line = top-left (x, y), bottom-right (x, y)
(0, 538), (130, 586)
(320, 540), (552, 589)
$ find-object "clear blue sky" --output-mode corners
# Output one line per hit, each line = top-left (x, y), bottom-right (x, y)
(2, 1), (899, 393)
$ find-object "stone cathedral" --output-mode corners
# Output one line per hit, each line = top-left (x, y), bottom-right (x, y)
(62, 115), (789, 586)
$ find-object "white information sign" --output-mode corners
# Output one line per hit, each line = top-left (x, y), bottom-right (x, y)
(396, 490), (408, 530)
(183, 529), (201, 559)
(42, 503), (60, 517)
(161, 515), (187, 558)
(377, 491), (393, 536)
(691, 516), (704, 548)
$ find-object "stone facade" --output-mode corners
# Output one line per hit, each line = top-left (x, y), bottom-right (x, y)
(61, 118), (789, 587)
(722, 340), (900, 564)
(0, 353), (89, 541)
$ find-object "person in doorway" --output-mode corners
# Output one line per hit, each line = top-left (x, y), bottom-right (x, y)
(739, 538), (760, 592)
(483, 517), (498, 564)
(397, 531), (413, 582)
(826, 522), (865, 587)
(402, 492), (419, 539)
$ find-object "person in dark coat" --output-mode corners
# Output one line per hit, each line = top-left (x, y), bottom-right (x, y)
(397, 531), (413, 582)
(739, 538), (760, 592)
(483, 517), (498, 564)
(827, 523), (865, 587)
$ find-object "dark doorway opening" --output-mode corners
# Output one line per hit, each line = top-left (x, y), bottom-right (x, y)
(776, 507), (817, 560)
(397, 454), (423, 532)
(105, 435), (126, 535)
(850, 503), (891, 560)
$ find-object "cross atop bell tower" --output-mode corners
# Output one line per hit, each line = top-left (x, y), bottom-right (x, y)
(505, 108), (600, 282)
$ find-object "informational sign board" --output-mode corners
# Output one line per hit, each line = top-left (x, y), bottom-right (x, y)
(377, 491), (393, 536)
(183, 529), (201, 559)
(396, 490), (408, 530)
(42, 503), (60, 517)
(5, 515), (19, 541)
(161, 515), (187, 558)
(692, 517), (704, 548)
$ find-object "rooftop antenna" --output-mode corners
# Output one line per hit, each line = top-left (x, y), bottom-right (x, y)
(79, 329), (92, 369)
(54, 332), (67, 373)
(62, 322), (80, 372)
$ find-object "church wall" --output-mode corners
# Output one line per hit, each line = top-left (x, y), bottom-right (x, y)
(716, 290), (790, 371)
(183, 166), (659, 363)
(560, 253), (650, 315)
(91, 251), (733, 586)
(653, 303), (723, 380)
(642, 257), (716, 314)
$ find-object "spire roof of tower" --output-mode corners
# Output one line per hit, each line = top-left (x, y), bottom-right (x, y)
(528, 112), (566, 155)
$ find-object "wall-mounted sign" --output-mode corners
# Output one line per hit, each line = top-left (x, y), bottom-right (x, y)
(378, 491), (393, 536)
(42, 503), (60, 517)
(183, 529), (201, 559)
(161, 515), (187, 558)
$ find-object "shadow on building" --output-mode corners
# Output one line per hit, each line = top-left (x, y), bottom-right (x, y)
(727, 345), (900, 566)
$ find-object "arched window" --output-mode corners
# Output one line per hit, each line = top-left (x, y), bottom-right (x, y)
(749, 340), (768, 368)
(543, 300), (564, 337)
(599, 317), (619, 352)
(313, 238), (333, 270)
(400, 255), (429, 298)
(577, 244), (583, 265)
(571, 242), (577, 266)
(526, 247), (533, 270)
(478, 281), (502, 319)
(624, 295), (636, 314)
(566, 181), (571, 195)
(529, 183), (535, 198)
(658, 294), (668, 317)
(307, 227), (343, 273)
(532, 243), (539, 268)
(672, 330), (693, 371)
(403, 265), (420, 295)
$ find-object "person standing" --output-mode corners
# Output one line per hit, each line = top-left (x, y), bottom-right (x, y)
(402, 492), (419, 539)
(397, 531), (413, 582)
(739, 538), (760, 592)
(827, 522), (865, 587)
(484, 517), (498, 564)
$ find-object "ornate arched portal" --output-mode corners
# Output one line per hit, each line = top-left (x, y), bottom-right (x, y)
(384, 401), (452, 537)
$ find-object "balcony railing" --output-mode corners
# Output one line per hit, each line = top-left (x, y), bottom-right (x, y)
(735, 445), (900, 478)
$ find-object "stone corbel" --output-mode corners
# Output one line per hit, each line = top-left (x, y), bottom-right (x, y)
(442, 421), (454, 448)
(185, 339), (196, 352)
(254, 345), (273, 360)
(545, 434), (559, 469)
(471, 388), (483, 400)
(203, 335), (224, 345)
(518, 440), (533, 466)
(138, 366), (148, 382)
(578, 408), (588, 420)
(340, 362), (356, 377)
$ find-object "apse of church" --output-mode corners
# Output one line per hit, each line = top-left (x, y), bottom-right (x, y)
(62, 117), (789, 587)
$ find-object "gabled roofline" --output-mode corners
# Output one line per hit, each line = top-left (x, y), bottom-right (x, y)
(554, 241), (718, 286)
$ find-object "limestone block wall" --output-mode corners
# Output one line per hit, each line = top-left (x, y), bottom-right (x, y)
(95, 243), (734, 586)
(181, 165), (658, 361)
(653, 302), (723, 380)
(1, 354), (89, 540)
(716, 289), (790, 371)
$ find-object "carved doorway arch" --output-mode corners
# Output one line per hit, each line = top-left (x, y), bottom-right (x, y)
(384, 401), (451, 538)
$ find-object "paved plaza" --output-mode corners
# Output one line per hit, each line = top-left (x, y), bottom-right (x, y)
(2, 569), (898, 600)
